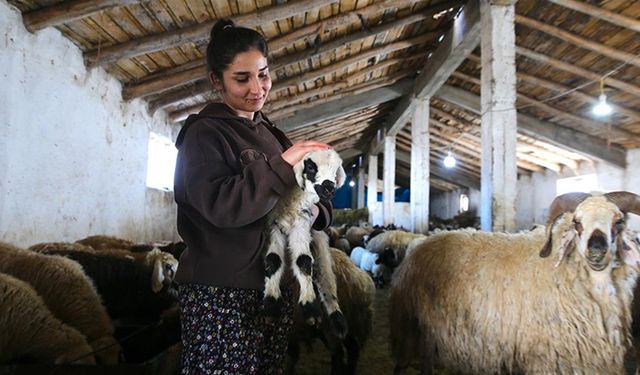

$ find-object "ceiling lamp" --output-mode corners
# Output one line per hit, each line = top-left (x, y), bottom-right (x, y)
(348, 180), (356, 187)
(592, 79), (612, 117)
(443, 150), (457, 169)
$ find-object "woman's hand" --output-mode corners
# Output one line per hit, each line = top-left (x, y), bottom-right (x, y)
(281, 140), (332, 166)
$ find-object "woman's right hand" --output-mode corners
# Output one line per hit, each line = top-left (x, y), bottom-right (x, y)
(281, 141), (332, 166)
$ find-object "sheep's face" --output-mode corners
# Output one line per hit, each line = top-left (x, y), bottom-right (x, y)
(570, 196), (625, 271)
(148, 249), (179, 293)
(293, 150), (345, 202)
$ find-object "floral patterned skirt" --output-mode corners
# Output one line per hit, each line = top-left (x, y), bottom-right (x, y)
(178, 284), (293, 375)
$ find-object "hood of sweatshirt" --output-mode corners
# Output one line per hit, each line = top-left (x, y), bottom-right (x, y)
(175, 102), (270, 149)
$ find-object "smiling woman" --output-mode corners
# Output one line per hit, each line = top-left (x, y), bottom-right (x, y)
(172, 18), (333, 375)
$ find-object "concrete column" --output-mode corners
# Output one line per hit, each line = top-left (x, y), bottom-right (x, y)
(383, 136), (396, 226)
(367, 154), (378, 224)
(410, 98), (430, 233)
(625, 148), (640, 231)
(356, 166), (365, 209)
(480, 0), (518, 232)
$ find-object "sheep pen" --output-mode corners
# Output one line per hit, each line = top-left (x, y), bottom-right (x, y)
(389, 192), (640, 375)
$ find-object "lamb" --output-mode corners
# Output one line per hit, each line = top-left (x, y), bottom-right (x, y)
(0, 242), (120, 364)
(38, 248), (178, 324)
(287, 248), (375, 374)
(263, 149), (346, 335)
(365, 230), (426, 267)
(390, 191), (640, 374)
(349, 246), (387, 287)
(75, 234), (136, 250)
(0, 272), (95, 365)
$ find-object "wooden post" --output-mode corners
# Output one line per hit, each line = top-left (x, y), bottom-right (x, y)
(480, 0), (518, 232)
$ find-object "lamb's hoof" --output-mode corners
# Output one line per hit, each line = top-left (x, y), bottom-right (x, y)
(301, 299), (322, 326)
(328, 311), (348, 339)
(263, 296), (284, 318)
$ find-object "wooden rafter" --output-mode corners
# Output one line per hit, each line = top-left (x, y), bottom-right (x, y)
(23, 0), (139, 32)
(84, 0), (337, 66)
(545, 0), (640, 33)
(436, 84), (626, 167)
(516, 15), (640, 69)
(451, 70), (637, 142)
(516, 47), (640, 99)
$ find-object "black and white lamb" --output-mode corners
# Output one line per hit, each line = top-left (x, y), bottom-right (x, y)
(263, 149), (346, 335)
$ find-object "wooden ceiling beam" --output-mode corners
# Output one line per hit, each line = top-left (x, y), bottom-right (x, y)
(23, 0), (139, 32)
(372, 0), (482, 154)
(451, 71), (636, 142)
(276, 79), (413, 133)
(544, 0), (640, 33)
(84, 0), (337, 67)
(516, 15), (640, 69)
(466, 54), (640, 122)
(122, 8), (435, 100)
(435, 84), (626, 167)
(516, 47), (640, 98)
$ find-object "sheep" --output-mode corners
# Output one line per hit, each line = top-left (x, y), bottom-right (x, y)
(349, 246), (389, 288)
(263, 149), (347, 337)
(365, 230), (427, 281)
(29, 241), (95, 253)
(287, 248), (375, 374)
(0, 272), (95, 365)
(0, 242), (120, 364)
(333, 237), (352, 255)
(345, 225), (373, 249)
(75, 234), (136, 250)
(38, 248), (178, 324)
(390, 191), (640, 375)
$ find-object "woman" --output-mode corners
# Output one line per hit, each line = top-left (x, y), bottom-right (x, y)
(173, 19), (333, 374)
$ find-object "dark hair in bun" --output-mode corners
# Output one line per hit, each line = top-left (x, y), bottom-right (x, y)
(206, 19), (269, 78)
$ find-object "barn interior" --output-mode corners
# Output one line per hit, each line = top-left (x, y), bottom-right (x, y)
(2, 0), (640, 373)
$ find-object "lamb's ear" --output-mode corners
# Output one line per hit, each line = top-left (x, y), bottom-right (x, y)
(293, 158), (306, 189)
(553, 228), (576, 267)
(151, 257), (165, 293)
(336, 165), (346, 188)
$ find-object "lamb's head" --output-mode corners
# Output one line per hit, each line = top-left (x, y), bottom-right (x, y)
(145, 248), (179, 293)
(540, 191), (640, 271)
(293, 149), (345, 202)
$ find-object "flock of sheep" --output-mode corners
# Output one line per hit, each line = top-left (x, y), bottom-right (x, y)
(2, 190), (640, 375)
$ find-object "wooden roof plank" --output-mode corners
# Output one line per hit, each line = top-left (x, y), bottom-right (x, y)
(84, 0), (338, 67)
(545, 0), (640, 33)
(436, 84), (626, 168)
(23, 0), (140, 32)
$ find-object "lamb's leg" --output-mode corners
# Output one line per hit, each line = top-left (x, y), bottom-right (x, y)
(289, 219), (321, 323)
(311, 230), (347, 339)
(264, 225), (287, 316)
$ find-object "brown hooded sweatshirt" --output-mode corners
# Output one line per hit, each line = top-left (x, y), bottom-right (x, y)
(173, 103), (331, 289)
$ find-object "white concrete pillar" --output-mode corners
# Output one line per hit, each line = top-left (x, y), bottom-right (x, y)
(625, 148), (640, 231)
(410, 98), (430, 234)
(356, 166), (365, 209)
(480, 0), (518, 232)
(383, 136), (396, 226)
(367, 154), (378, 224)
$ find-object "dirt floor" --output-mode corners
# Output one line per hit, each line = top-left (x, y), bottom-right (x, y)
(294, 287), (421, 375)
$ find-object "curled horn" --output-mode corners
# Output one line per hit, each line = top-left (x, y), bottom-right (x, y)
(603, 191), (640, 216)
(539, 192), (591, 258)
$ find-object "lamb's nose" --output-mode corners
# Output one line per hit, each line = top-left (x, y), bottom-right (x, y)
(315, 180), (336, 199)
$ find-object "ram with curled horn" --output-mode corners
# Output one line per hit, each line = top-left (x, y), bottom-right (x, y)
(540, 191), (640, 269)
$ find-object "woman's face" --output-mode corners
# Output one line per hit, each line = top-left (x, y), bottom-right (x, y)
(212, 49), (272, 119)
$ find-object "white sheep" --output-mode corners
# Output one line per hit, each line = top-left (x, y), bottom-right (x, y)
(263, 149), (346, 335)
(1, 242), (120, 364)
(365, 230), (426, 266)
(390, 191), (640, 374)
(0, 272), (95, 365)
(350, 246), (385, 287)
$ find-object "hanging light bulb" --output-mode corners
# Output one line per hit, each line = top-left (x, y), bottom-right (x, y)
(348, 179), (356, 187)
(443, 150), (456, 168)
(592, 78), (612, 117)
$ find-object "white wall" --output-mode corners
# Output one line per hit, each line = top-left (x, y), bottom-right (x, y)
(625, 149), (640, 230)
(515, 170), (558, 231)
(0, 1), (179, 247)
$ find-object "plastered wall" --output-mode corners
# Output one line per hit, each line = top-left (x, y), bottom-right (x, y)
(0, 1), (179, 247)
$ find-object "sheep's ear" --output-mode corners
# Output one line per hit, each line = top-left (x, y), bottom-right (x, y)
(293, 158), (305, 189)
(552, 229), (576, 267)
(151, 258), (165, 293)
(336, 165), (346, 188)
